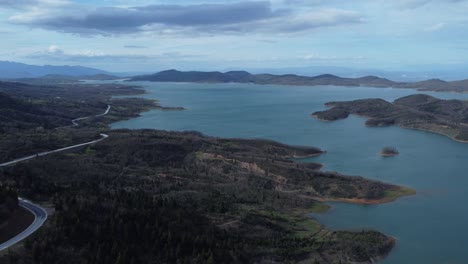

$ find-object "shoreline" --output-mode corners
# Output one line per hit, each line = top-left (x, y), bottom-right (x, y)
(311, 114), (337, 122)
(127, 79), (468, 95)
(290, 152), (324, 159)
(380, 152), (399, 157)
(400, 124), (468, 144)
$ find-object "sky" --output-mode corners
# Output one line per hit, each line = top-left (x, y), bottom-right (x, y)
(1, 0), (468, 72)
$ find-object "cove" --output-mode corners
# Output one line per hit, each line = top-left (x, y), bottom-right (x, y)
(111, 81), (468, 263)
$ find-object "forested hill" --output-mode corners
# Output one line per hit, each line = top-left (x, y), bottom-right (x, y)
(0, 91), (70, 131)
(130, 69), (468, 92)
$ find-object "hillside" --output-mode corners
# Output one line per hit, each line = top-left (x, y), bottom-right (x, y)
(130, 69), (468, 92)
(0, 91), (70, 131)
(312, 94), (468, 142)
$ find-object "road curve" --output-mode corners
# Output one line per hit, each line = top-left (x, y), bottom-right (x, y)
(0, 105), (111, 251)
(0, 199), (48, 251)
(72, 105), (111, 126)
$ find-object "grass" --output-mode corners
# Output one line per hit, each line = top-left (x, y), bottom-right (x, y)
(384, 187), (416, 200)
(84, 146), (96, 155)
(238, 206), (326, 240)
(309, 202), (331, 214)
(293, 218), (322, 238)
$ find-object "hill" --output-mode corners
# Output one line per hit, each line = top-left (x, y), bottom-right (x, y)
(0, 90), (70, 131)
(130, 69), (468, 92)
(0, 61), (109, 79)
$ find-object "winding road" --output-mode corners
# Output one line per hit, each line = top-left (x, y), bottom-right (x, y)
(0, 105), (111, 251)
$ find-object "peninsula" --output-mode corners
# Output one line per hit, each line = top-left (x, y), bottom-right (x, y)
(313, 94), (468, 142)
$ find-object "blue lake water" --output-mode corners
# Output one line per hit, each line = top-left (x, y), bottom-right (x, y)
(111, 82), (468, 263)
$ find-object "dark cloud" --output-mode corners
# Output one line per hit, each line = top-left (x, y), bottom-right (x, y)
(12, 2), (279, 34)
(10, 1), (363, 35)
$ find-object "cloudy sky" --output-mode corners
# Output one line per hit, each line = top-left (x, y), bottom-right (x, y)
(1, 0), (468, 72)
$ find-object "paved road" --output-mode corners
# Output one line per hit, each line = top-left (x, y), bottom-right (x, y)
(0, 105), (112, 167)
(0, 199), (48, 251)
(72, 105), (111, 126)
(0, 105), (111, 251)
(0, 133), (109, 167)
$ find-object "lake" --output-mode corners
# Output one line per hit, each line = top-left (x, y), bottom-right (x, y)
(111, 81), (468, 263)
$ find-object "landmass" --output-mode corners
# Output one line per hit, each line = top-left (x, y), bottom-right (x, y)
(313, 94), (468, 142)
(130, 69), (468, 93)
(0, 79), (415, 263)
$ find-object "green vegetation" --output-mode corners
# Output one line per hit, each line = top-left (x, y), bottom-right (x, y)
(384, 187), (417, 201)
(309, 202), (331, 214)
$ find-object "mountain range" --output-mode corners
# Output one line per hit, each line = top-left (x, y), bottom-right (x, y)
(0, 61), (109, 78)
(130, 70), (468, 92)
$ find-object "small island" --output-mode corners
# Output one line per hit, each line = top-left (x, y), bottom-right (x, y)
(380, 147), (399, 157)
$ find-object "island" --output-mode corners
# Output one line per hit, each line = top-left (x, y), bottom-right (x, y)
(381, 147), (399, 157)
(313, 94), (468, 143)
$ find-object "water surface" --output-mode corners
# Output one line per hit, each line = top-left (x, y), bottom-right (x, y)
(111, 82), (468, 263)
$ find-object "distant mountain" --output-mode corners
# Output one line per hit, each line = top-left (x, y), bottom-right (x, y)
(130, 69), (468, 92)
(0, 61), (109, 78)
(130, 70), (397, 86)
(12, 74), (122, 85)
